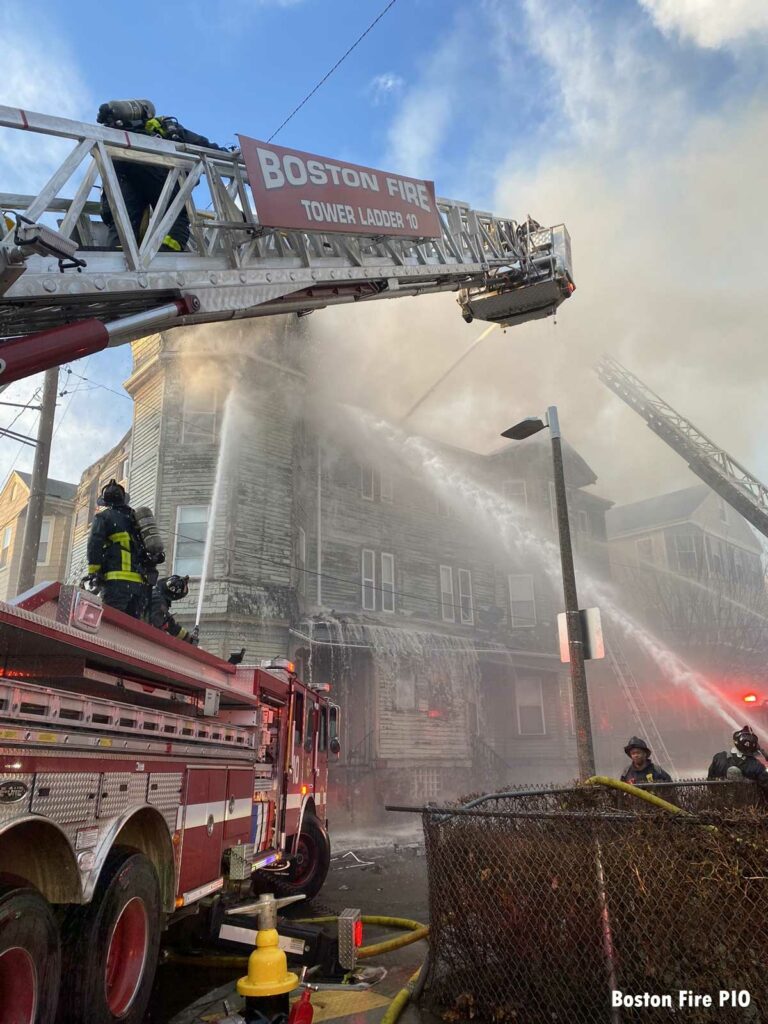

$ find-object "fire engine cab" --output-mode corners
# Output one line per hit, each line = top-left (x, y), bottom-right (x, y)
(0, 582), (338, 1024)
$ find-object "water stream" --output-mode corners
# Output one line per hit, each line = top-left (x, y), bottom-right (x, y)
(350, 408), (742, 730)
(195, 390), (237, 628)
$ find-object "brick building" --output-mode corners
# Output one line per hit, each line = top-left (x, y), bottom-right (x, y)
(68, 323), (614, 816)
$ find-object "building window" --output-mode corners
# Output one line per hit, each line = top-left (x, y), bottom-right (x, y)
(361, 464), (374, 501)
(394, 666), (416, 710)
(380, 470), (393, 503)
(120, 456), (130, 486)
(182, 389), (218, 443)
(548, 482), (558, 532)
(458, 568), (473, 625)
(503, 479), (527, 511)
(436, 496), (452, 517)
(381, 553), (395, 613)
(361, 548), (376, 610)
(508, 574), (536, 627)
(718, 497), (729, 524)
(37, 517), (53, 565)
(516, 678), (545, 735)
(576, 510), (590, 535)
(173, 505), (209, 577)
(297, 526), (306, 596)
(0, 526), (11, 570)
(439, 565), (455, 622)
(672, 534), (697, 575)
(636, 537), (654, 564)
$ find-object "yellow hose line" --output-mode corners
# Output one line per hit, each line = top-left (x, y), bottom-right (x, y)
(357, 925), (430, 959)
(585, 775), (688, 815)
(293, 914), (429, 958)
(380, 966), (423, 1024)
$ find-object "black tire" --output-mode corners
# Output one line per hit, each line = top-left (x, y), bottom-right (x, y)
(57, 849), (161, 1024)
(0, 885), (60, 1024)
(287, 812), (331, 900)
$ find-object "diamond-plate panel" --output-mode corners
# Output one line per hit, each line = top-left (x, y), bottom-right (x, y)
(147, 772), (183, 832)
(0, 773), (34, 824)
(97, 772), (148, 819)
(31, 772), (99, 824)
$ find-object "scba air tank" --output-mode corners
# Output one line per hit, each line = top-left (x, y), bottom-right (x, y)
(133, 507), (165, 562)
(97, 99), (156, 126)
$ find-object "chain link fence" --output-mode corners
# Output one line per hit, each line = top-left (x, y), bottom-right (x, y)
(419, 782), (768, 1023)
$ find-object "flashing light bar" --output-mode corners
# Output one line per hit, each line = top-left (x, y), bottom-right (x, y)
(261, 658), (296, 674)
(744, 694), (758, 703)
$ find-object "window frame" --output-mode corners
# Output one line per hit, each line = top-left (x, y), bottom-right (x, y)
(508, 573), (536, 627)
(361, 464), (375, 501)
(440, 564), (455, 622)
(516, 677), (546, 736)
(361, 548), (376, 610)
(502, 479), (527, 511)
(380, 469), (393, 503)
(672, 533), (697, 575)
(457, 568), (474, 625)
(0, 525), (11, 570)
(381, 552), (395, 613)
(181, 388), (218, 444)
(173, 504), (210, 578)
(36, 516), (54, 566)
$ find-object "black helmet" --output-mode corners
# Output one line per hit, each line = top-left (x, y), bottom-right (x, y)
(624, 736), (651, 757)
(733, 726), (759, 755)
(101, 479), (126, 506)
(160, 575), (189, 601)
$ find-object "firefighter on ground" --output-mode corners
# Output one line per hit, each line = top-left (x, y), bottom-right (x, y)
(620, 736), (672, 785)
(150, 575), (199, 644)
(86, 480), (149, 618)
(96, 99), (228, 253)
(707, 726), (768, 790)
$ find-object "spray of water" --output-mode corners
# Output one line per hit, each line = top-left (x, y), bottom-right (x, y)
(348, 407), (741, 730)
(195, 390), (237, 628)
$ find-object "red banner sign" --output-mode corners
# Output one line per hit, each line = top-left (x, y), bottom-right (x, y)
(238, 135), (442, 239)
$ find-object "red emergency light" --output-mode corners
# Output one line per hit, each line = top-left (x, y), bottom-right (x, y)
(743, 694), (758, 703)
(427, 709), (443, 719)
(354, 920), (364, 947)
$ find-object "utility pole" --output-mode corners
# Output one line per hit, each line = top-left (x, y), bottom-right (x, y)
(502, 405), (596, 780)
(547, 405), (596, 779)
(16, 367), (58, 595)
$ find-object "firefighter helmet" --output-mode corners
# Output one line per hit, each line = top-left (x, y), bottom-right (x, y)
(624, 736), (651, 757)
(733, 726), (759, 755)
(160, 575), (189, 601)
(100, 479), (126, 506)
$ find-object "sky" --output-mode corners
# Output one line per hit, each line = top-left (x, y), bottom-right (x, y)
(1, 0), (768, 507)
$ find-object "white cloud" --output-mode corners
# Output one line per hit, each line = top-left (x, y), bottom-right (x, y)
(0, 8), (92, 195)
(368, 72), (405, 105)
(638, 0), (768, 49)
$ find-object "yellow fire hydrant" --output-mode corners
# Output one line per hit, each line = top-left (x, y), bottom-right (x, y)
(234, 892), (304, 1022)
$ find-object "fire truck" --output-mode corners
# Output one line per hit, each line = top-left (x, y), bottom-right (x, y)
(0, 582), (337, 1024)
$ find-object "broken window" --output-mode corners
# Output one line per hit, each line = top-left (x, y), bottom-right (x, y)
(182, 388), (218, 443)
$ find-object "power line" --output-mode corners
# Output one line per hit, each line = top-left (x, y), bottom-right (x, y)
(59, 367), (131, 402)
(268, 0), (400, 142)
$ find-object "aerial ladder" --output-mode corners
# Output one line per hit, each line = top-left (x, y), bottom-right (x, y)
(0, 105), (574, 386)
(597, 354), (768, 540)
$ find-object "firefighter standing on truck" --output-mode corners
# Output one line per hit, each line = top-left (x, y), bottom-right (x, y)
(150, 575), (199, 644)
(86, 480), (149, 619)
(96, 99), (227, 252)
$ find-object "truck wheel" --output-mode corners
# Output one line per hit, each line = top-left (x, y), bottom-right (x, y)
(287, 812), (331, 900)
(0, 885), (60, 1024)
(57, 849), (161, 1024)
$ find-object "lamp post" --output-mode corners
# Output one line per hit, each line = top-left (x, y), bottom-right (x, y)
(502, 405), (596, 780)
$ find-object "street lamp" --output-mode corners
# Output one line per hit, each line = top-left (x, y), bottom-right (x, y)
(502, 405), (596, 780)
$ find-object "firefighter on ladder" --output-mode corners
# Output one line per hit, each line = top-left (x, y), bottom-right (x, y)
(149, 575), (199, 644)
(86, 479), (154, 619)
(96, 99), (228, 252)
